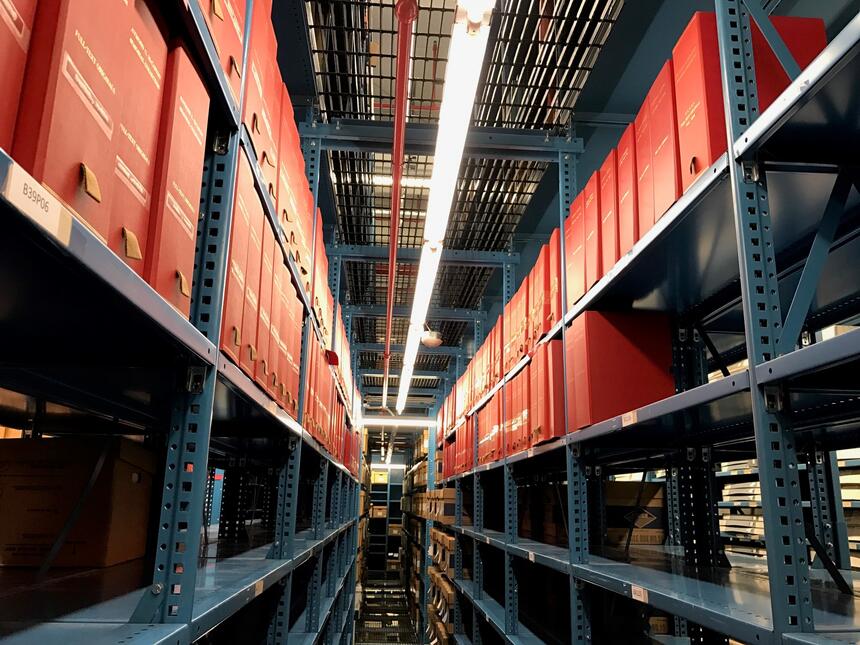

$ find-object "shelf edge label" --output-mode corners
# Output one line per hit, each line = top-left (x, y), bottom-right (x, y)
(3, 163), (72, 246)
(621, 410), (638, 427)
(631, 585), (648, 603)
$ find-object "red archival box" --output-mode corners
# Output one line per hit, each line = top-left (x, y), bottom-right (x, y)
(548, 228), (563, 326)
(243, 0), (280, 196)
(565, 193), (585, 309)
(255, 222), (276, 393)
(673, 12), (826, 192)
(634, 98), (654, 239)
(529, 339), (565, 446)
(240, 182), (265, 378)
(617, 123), (638, 257)
(0, 0), (37, 151)
(15, 0), (127, 241)
(146, 44), (210, 318)
(583, 173), (601, 289)
(197, 0), (245, 105)
(599, 149), (619, 274)
(567, 311), (675, 430)
(649, 60), (681, 222)
(109, 1), (167, 276)
(220, 151), (254, 366)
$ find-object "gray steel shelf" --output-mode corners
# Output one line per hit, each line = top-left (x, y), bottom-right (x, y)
(734, 11), (860, 162)
(0, 151), (217, 367)
(571, 554), (772, 643)
(757, 328), (860, 385)
(453, 579), (544, 645)
(0, 522), (354, 644)
(288, 554), (356, 644)
(238, 129), (355, 425)
(439, 371), (751, 484)
(0, 623), (188, 645)
(784, 633), (860, 644)
(216, 356), (356, 482)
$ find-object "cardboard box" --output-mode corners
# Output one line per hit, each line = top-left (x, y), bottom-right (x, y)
(109, 0), (167, 275)
(197, 0), (245, 105)
(146, 45), (210, 317)
(529, 339), (565, 445)
(0, 438), (155, 567)
(599, 150), (619, 274)
(0, 0), (37, 151)
(240, 191), (265, 377)
(604, 481), (666, 546)
(648, 61), (681, 221)
(583, 173), (601, 289)
(220, 152), (254, 365)
(567, 311), (674, 429)
(15, 0), (126, 240)
(617, 123), (638, 257)
(565, 193), (585, 309)
(673, 12), (826, 192)
(255, 222), (275, 394)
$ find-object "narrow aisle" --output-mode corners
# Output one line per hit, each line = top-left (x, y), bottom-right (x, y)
(355, 572), (420, 644)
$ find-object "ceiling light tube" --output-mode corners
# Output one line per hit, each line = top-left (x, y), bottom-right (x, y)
(395, 0), (494, 413)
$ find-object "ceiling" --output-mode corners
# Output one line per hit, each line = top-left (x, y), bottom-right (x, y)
(299, 0), (624, 446)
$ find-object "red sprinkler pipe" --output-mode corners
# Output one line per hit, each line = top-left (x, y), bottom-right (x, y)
(382, 0), (418, 410)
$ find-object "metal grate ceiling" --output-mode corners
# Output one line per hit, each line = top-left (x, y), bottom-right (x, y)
(354, 317), (467, 345)
(307, 0), (622, 426)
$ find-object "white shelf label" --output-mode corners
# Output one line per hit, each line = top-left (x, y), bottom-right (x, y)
(621, 410), (638, 427)
(3, 163), (71, 246)
(631, 585), (648, 603)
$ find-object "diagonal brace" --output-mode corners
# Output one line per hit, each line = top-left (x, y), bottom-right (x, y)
(742, 0), (801, 81)
(777, 171), (853, 354)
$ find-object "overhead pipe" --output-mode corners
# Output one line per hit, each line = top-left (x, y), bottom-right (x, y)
(381, 0), (418, 414)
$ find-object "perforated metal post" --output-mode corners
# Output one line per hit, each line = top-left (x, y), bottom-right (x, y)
(267, 438), (301, 645)
(807, 447), (850, 570)
(329, 254), (342, 344)
(473, 471), (484, 604)
(131, 131), (241, 626)
(306, 459), (330, 632)
(558, 144), (590, 644)
(567, 444), (590, 644)
(218, 466), (248, 543)
(453, 479), (464, 634)
(716, 0), (813, 632)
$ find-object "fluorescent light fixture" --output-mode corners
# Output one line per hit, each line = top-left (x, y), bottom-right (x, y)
(360, 416), (435, 428)
(370, 174), (432, 189)
(395, 0), (494, 413)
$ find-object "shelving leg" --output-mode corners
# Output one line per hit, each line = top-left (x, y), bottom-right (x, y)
(267, 435), (302, 645)
(716, 0), (814, 632)
(568, 445), (590, 644)
(807, 447), (851, 570)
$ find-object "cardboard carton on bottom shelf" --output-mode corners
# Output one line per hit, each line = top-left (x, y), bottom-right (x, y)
(604, 481), (666, 547)
(0, 437), (155, 567)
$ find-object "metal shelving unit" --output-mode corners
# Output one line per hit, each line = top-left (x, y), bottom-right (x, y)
(0, 1), (360, 643)
(424, 4), (860, 644)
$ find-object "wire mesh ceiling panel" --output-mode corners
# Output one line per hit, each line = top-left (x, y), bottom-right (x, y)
(306, 0), (623, 418)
